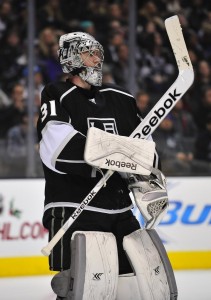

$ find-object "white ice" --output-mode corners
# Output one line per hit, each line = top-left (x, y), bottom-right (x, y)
(0, 270), (211, 300)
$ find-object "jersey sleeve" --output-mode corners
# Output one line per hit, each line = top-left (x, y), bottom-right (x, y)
(37, 83), (94, 177)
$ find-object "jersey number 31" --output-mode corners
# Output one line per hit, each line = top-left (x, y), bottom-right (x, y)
(41, 100), (57, 122)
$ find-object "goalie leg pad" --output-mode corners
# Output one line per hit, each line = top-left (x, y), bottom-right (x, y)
(147, 229), (178, 300)
(70, 231), (119, 300)
(116, 273), (142, 300)
(51, 232), (86, 299)
(123, 229), (178, 300)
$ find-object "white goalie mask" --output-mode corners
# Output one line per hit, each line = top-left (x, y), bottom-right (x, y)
(58, 32), (104, 86)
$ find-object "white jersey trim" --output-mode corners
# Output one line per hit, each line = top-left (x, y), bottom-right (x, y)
(60, 86), (77, 103)
(40, 120), (78, 173)
(44, 202), (133, 214)
(99, 88), (134, 98)
(56, 159), (85, 163)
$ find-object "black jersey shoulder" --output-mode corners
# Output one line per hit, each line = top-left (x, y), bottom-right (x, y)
(42, 81), (75, 100)
(99, 83), (134, 98)
(41, 81), (135, 105)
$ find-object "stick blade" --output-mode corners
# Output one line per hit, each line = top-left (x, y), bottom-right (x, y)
(165, 15), (193, 76)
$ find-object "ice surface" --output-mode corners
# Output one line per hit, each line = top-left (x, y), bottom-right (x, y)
(0, 270), (211, 300)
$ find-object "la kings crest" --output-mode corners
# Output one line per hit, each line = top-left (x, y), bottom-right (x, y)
(87, 118), (118, 134)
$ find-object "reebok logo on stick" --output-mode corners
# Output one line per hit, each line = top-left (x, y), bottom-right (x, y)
(133, 89), (182, 138)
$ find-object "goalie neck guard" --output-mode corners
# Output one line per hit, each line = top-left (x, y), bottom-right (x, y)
(58, 32), (104, 86)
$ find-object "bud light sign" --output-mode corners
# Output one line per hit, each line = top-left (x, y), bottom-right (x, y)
(160, 201), (211, 225)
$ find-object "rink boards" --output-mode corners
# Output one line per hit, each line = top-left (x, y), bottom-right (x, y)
(0, 178), (210, 277)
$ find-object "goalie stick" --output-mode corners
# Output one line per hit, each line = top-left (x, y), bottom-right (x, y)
(41, 15), (194, 256)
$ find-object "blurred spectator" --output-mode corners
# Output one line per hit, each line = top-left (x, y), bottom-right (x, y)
(193, 86), (211, 130)
(104, 32), (126, 65)
(61, 0), (89, 25)
(112, 43), (130, 88)
(165, 0), (181, 14)
(194, 114), (211, 162)
(0, 88), (11, 108)
(187, 31), (204, 61)
(0, 83), (26, 138)
(37, 0), (67, 31)
(109, 19), (126, 36)
(42, 43), (63, 82)
(135, 90), (153, 117)
(3, 111), (42, 178)
(108, 3), (126, 23)
(33, 91), (42, 114)
(0, 0), (15, 39)
(109, 3), (121, 19)
(0, 29), (24, 93)
(138, 20), (157, 52)
(199, 11), (211, 60)
(102, 65), (116, 85)
(108, 2), (128, 33)
(195, 60), (211, 91)
(33, 68), (45, 97)
(199, 59), (211, 83)
(188, 60), (211, 113)
(112, 43), (139, 93)
(153, 116), (193, 175)
(170, 100), (198, 153)
(138, 1), (164, 30)
(37, 27), (59, 60)
(186, 0), (207, 32)
(6, 113), (28, 157)
(84, 1), (110, 42)
(80, 20), (96, 37)
(6, 112), (38, 158)
(138, 30), (175, 98)
(187, 49), (199, 70)
(22, 65), (45, 97)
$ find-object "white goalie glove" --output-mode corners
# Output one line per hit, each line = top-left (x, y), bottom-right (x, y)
(84, 127), (155, 175)
(128, 168), (168, 229)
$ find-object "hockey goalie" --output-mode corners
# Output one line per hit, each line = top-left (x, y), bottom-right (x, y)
(37, 31), (180, 299)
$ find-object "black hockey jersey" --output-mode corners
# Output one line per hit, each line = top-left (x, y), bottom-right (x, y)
(37, 81), (158, 214)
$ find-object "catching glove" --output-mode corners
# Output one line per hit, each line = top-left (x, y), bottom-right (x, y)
(128, 168), (168, 229)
